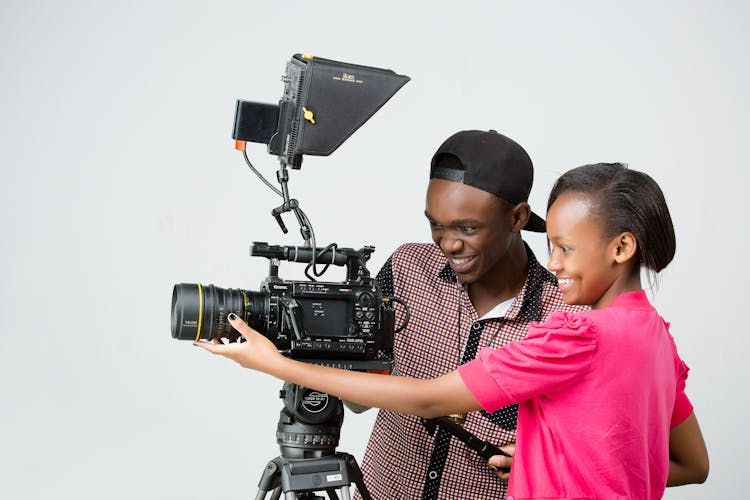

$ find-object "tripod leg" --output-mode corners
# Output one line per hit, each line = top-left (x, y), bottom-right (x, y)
(338, 485), (351, 500)
(256, 460), (282, 500)
(342, 454), (371, 500)
(255, 487), (281, 500)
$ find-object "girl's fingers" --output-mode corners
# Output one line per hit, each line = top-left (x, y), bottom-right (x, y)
(228, 314), (267, 343)
(227, 313), (254, 338)
(193, 340), (224, 354)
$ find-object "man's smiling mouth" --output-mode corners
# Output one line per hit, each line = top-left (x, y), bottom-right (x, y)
(450, 256), (475, 265)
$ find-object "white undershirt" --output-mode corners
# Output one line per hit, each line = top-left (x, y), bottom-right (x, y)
(478, 296), (515, 321)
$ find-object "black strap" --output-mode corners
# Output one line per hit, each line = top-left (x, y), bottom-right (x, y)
(421, 321), (488, 500)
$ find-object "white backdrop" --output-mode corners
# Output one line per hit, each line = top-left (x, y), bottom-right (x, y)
(1, 1), (747, 498)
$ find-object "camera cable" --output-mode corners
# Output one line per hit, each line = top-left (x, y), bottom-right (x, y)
(243, 150), (282, 197)
(384, 296), (410, 333)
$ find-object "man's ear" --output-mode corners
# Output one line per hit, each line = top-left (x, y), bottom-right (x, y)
(613, 231), (638, 264)
(510, 202), (531, 233)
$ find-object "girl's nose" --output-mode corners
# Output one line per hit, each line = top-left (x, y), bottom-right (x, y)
(547, 252), (561, 273)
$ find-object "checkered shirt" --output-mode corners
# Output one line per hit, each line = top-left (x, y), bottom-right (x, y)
(355, 242), (584, 500)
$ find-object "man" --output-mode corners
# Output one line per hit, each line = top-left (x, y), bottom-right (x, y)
(354, 130), (584, 499)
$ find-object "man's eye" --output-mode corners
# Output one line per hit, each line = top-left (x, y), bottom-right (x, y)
(460, 226), (476, 233)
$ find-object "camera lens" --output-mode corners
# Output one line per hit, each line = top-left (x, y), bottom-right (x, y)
(171, 283), (267, 341)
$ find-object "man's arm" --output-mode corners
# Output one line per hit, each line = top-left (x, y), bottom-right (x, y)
(667, 412), (709, 486)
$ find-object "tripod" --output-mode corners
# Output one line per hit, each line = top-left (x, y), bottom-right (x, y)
(254, 382), (372, 500)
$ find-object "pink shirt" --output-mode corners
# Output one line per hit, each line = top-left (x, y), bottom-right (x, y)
(459, 291), (692, 499)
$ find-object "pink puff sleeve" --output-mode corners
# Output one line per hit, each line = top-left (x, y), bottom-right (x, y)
(459, 311), (598, 413)
(671, 359), (693, 427)
(662, 321), (694, 427)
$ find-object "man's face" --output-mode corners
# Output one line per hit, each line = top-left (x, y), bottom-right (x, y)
(425, 178), (516, 284)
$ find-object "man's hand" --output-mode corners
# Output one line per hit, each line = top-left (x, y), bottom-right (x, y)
(193, 313), (285, 373)
(488, 443), (515, 482)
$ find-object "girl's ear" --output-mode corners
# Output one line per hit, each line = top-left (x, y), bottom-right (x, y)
(613, 231), (638, 264)
(510, 202), (531, 233)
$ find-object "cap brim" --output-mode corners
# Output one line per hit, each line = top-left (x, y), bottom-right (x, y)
(524, 211), (546, 232)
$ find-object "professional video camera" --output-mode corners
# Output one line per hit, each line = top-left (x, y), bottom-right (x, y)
(171, 53), (410, 370)
(170, 54), (410, 499)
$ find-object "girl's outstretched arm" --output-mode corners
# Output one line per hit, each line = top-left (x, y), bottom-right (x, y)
(667, 412), (709, 486)
(194, 314), (482, 418)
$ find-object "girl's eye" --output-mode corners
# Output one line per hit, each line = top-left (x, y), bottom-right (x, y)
(560, 246), (571, 253)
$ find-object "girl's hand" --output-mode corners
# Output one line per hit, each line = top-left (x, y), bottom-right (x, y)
(488, 443), (515, 482)
(193, 314), (285, 374)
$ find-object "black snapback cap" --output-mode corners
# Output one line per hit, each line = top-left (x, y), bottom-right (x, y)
(430, 129), (546, 232)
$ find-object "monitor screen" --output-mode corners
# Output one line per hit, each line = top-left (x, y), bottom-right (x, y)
(299, 298), (352, 337)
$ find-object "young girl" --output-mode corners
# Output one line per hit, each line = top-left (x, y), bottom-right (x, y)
(196, 163), (708, 498)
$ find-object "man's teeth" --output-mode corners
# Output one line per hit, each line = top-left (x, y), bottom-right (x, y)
(452, 257), (472, 265)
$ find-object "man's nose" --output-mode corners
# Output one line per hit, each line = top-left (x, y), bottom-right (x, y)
(440, 233), (464, 254)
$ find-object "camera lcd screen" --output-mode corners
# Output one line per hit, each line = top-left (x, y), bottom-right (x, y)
(299, 298), (351, 337)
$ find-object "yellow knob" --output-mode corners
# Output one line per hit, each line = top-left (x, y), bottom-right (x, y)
(303, 107), (315, 124)
(301, 53), (314, 59)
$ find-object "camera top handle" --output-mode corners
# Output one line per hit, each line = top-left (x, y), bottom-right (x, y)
(251, 242), (374, 282)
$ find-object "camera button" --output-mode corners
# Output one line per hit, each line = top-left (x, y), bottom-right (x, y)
(357, 292), (374, 306)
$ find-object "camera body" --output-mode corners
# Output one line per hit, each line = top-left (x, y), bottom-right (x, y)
(171, 242), (394, 370)
(259, 275), (392, 366)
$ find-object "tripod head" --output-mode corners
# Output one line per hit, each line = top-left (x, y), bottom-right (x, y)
(276, 382), (343, 460)
(255, 383), (372, 499)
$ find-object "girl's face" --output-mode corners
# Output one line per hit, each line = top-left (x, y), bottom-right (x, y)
(546, 191), (625, 309)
